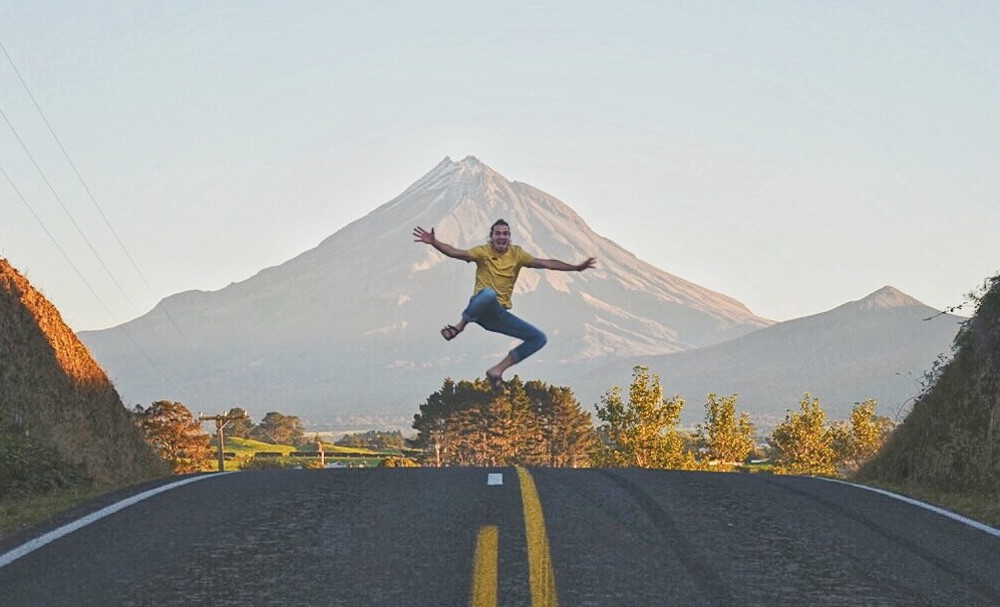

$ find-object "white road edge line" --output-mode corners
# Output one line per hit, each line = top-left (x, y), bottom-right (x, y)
(0, 473), (229, 569)
(818, 477), (1000, 539)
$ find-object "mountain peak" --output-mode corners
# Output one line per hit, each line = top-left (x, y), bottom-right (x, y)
(854, 286), (925, 310)
(453, 155), (507, 182)
(399, 155), (508, 200)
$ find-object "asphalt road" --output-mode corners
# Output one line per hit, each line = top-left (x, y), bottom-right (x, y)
(1, 468), (998, 606)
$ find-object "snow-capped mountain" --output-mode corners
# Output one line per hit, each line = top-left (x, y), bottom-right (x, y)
(79, 156), (772, 425)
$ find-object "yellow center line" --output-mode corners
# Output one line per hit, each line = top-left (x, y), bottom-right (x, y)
(470, 525), (499, 607)
(516, 466), (559, 607)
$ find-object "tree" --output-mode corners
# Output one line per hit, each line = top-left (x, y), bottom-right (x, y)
(224, 407), (254, 438)
(830, 399), (894, 473)
(594, 366), (692, 469)
(412, 378), (494, 465)
(251, 411), (305, 446)
(768, 394), (836, 476)
(411, 377), (596, 467)
(425, 377), (544, 467)
(133, 400), (212, 474)
(525, 381), (599, 468)
(695, 393), (756, 469)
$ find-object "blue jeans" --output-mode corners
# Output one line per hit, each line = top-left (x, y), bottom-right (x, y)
(462, 288), (547, 363)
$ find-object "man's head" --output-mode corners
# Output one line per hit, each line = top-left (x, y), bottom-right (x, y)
(488, 219), (511, 253)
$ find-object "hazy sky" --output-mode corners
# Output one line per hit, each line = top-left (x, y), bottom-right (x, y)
(1, 2), (997, 331)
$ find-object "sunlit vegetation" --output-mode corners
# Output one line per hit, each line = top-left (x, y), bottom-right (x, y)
(131, 402), (412, 472)
(593, 366), (693, 469)
(0, 484), (112, 539)
(133, 401), (214, 474)
(1, 259), (166, 539)
(411, 377), (598, 467)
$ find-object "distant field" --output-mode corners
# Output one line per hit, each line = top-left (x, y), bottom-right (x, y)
(213, 437), (418, 471)
(221, 437), (381, 456)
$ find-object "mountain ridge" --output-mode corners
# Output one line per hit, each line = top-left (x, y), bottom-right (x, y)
(575, 286), (962, 427)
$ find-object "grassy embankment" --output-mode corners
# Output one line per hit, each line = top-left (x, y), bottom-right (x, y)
(862, 482), (1000, 529)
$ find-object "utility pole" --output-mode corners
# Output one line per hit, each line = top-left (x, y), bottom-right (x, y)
(199, 410), (249, 472)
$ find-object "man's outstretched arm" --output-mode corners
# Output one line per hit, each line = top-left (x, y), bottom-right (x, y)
(413, 226), (472, 261)
(526, 257), (597, 272)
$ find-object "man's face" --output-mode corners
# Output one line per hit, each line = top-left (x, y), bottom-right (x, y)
(490, 225), (510, 253)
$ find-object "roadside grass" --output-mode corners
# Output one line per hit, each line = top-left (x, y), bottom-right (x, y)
(859, 481), (1000, 529)
(745, 460), (999, 529)
(0, 484), (112, 540)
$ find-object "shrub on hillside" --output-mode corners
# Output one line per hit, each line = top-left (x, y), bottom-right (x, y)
(860, 273), (1000, 494)
(0, 425), (87, 499)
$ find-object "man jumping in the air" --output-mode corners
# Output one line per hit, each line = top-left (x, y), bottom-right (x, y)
(413, 219), (596, 391)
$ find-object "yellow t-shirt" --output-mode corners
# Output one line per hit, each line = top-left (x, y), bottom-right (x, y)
(468, 244), (534, 309)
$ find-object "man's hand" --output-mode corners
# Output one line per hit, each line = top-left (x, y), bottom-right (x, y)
(576, 257), (597, 272)
(412, 227), (472, 261)
(413, 226), (436, 245)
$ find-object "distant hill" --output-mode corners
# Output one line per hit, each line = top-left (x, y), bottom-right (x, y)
(861, 274), (999, 494)
(79, 156), (772, 426)
(576, 286), (964, 428)
(0, 259), (165, 494)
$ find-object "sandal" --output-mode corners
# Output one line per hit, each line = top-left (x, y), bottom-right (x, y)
(441, 325), (462, 341)
(486, 372), (504, 393)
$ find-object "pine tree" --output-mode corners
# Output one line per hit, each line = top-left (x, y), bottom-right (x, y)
(224, 407), (254, 438)
(526, 381), (599, 468)
(412, 377), (597, 467)
(251, 412), (306, 446)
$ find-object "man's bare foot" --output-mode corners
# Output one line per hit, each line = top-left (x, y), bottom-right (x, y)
(486, 371), (504, 393)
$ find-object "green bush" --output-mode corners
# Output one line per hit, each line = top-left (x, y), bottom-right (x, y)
(0, 432), (88, 499)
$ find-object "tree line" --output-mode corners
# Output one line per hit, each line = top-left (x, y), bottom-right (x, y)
(412, 366), (894, 476)
(131, 365), (893, 477)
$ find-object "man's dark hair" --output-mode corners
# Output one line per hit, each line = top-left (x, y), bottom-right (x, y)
(489, 219), (510, 240)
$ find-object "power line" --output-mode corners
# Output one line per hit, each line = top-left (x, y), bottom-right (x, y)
(1, 39), (206, 404)
(1, 162), (118, 320)
(0, 102), (143, 314)
(0, 38), (209, 376)
(0, 39), (160, 301)
(1, 161), (186, 397)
